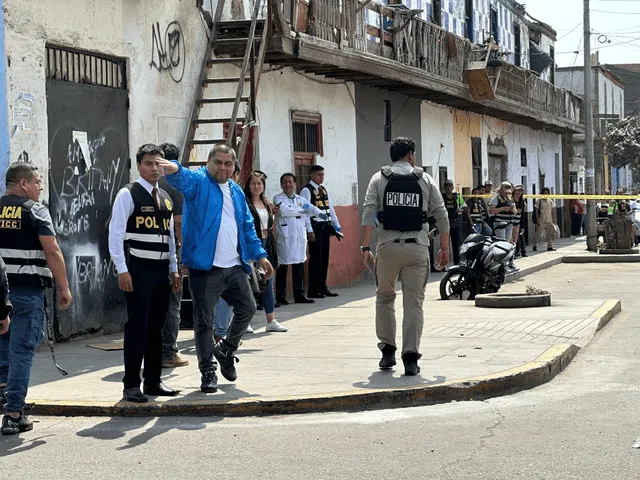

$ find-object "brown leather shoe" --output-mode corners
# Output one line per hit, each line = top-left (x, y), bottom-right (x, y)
(162, 353), (189, 368)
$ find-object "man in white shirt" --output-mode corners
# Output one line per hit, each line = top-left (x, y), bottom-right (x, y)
(108, 144), (181, 403)
(300, 165), (342, 299)
(274, 173), (324, 305)
(159, 144), (273, 392)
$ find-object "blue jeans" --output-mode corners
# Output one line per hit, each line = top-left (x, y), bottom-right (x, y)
(258, 275), (275, 315)
(0, 286), (45, 413)
(214, 298), (232, 339)
(474, 223), (492, 236)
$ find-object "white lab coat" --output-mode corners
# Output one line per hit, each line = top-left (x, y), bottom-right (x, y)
(273, 192), (321, 265)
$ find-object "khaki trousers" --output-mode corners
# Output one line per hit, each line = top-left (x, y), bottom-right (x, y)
(375, 241), (430, 355)
(535, 222), (555, 248)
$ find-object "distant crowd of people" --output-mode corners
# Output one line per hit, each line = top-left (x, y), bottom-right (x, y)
(436, 179), (559, 274)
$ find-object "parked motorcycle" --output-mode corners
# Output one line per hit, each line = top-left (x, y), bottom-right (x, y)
(439, 223), (515, 300)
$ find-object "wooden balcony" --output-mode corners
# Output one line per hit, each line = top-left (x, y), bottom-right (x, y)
(219, 0), (584, 133)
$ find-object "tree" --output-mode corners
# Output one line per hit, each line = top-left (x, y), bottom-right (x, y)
(606, 115), (640, 169)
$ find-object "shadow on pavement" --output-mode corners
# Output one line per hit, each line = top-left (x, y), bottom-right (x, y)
(352, 370), (447, 389)
(76, 416), (218, 449)
(0, 434), (52, 458)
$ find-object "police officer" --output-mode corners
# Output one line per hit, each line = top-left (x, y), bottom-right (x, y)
(0, 162), (72, 435)
(109, 144), (181, 403)
(442, 179), (462, 265)
(300, 165), (342, 298)
(361, 137), (449, 376)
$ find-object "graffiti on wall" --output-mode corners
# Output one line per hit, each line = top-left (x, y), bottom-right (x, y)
(49, 125), (129, 338)
(150, 21), (186, 83)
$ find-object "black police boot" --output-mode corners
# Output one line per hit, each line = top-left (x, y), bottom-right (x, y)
(378, 344), (397, 370)
(401, 352), (422, 376)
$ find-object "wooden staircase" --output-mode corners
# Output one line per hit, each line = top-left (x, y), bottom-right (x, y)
(181, 1), (269, 173)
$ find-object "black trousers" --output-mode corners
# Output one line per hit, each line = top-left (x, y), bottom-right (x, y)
(308, 223), (332, 295)
(450, 226), (462, 265)
(123, 262), (171, 389)
(276, 263), (305, 300)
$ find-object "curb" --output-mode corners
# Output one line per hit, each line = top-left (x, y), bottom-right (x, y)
(475, 293), (551, 308)
(576, 299), (621, 348)
(507, 256), (564, 282)
(26, 344), (580, 418)
(563, 254), (640, 264)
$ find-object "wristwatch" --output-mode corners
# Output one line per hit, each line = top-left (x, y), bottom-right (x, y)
(361, 246), (371, 253)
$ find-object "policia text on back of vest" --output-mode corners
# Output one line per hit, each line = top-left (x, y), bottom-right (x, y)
(378, 167), (428, 232)
(124, 183), (173, 267)
(0, 196), (53, 288)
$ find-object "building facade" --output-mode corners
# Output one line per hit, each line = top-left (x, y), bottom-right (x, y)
(0, 0), (582, 338)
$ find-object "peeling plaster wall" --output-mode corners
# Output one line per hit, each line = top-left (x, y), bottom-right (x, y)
(4, 0), (207, 188)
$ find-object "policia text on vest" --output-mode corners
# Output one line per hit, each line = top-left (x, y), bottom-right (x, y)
(0, 162), (72, 434)
(360, 137), (450, 377)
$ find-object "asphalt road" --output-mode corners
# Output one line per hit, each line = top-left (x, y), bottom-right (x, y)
(2, 263), (640, 479)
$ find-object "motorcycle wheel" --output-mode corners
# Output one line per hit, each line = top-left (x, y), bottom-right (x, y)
(440, 270), (478, 300)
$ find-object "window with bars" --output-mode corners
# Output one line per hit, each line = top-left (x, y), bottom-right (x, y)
(291, 111), (322, 190)
(45, 44), (127, 91)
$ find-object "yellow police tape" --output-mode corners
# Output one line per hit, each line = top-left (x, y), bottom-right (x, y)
(471, 194), (637, 200)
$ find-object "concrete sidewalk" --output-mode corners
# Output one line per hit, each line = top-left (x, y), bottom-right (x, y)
(25, 236), (613, 416)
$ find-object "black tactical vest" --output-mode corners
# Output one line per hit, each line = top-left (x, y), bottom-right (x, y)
(304, 183), (331, 224)
(493, 194), (514, 224)
(124, 183), (173, 268)
(0, 195), (53, 288)
(468, 199), (483, 223)
(378, 167), (427, 232)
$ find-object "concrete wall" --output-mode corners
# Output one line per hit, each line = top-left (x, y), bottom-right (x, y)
(607, 64), (640, 116)
(453, 110), (481, 191)
(354, 84), (422, 207)
(420, 101), (455, 182)
(4, 0), (208, 188)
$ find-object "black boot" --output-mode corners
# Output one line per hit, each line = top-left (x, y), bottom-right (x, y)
(401, 352), (422, 376)
(378, 344), (397, 370)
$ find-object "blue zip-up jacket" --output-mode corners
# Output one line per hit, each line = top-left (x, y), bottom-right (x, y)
(165, 162), (266, 272)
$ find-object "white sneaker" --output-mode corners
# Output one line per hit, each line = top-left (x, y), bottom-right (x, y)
(245, 324), (254, 334)
(266, 320), (288, 332)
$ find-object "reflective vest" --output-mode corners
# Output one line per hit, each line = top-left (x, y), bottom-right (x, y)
(468, 199), (483, 223)
(304, 183), (331, 225)
(493, 194), (514, 224)
(124, 183), (173, 268)
(511, 199), (524, 226)
(378, 166), (427, 232)
(0, 195), (53, 288)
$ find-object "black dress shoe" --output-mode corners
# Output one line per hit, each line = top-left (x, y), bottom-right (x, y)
(143, 381), (181, 396)
(322, 291), (339, 297)
(379, 344), (397, 370)
(401, 352), (422, 376)
(277, 297), (289, 306)
(122, 387), (148, 403)
(294, 296), (315, 304)
(274, 302), (282, 308)
(308, 292), (326, 299)
(256, 304), (264, 311)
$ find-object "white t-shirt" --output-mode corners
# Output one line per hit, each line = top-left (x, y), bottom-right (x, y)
(213, 182), (241, 268)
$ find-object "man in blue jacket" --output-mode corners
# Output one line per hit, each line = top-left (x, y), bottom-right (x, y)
(159, 144), (273, 393)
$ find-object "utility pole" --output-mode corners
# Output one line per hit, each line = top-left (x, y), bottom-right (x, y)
(584, 0), (597, 251)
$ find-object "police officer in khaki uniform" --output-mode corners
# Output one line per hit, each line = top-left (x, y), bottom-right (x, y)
(361, 137), (450, 376)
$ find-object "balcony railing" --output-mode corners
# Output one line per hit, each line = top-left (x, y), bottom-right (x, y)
(278, 0), (583, 126)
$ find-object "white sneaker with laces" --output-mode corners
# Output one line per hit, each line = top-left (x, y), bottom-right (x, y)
(245, 324), (254, 334)
(266, 320), (288, 332)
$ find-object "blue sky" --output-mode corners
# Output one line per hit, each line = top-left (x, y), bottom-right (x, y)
(525, 0), (640, 66)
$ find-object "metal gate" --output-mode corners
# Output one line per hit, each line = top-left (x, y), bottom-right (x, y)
(46, 45), (130, 339)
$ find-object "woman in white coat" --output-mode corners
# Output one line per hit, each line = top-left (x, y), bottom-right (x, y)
(273, 172), (324, 305)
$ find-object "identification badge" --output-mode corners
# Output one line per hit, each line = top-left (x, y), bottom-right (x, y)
(141, 206), (155, 213)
